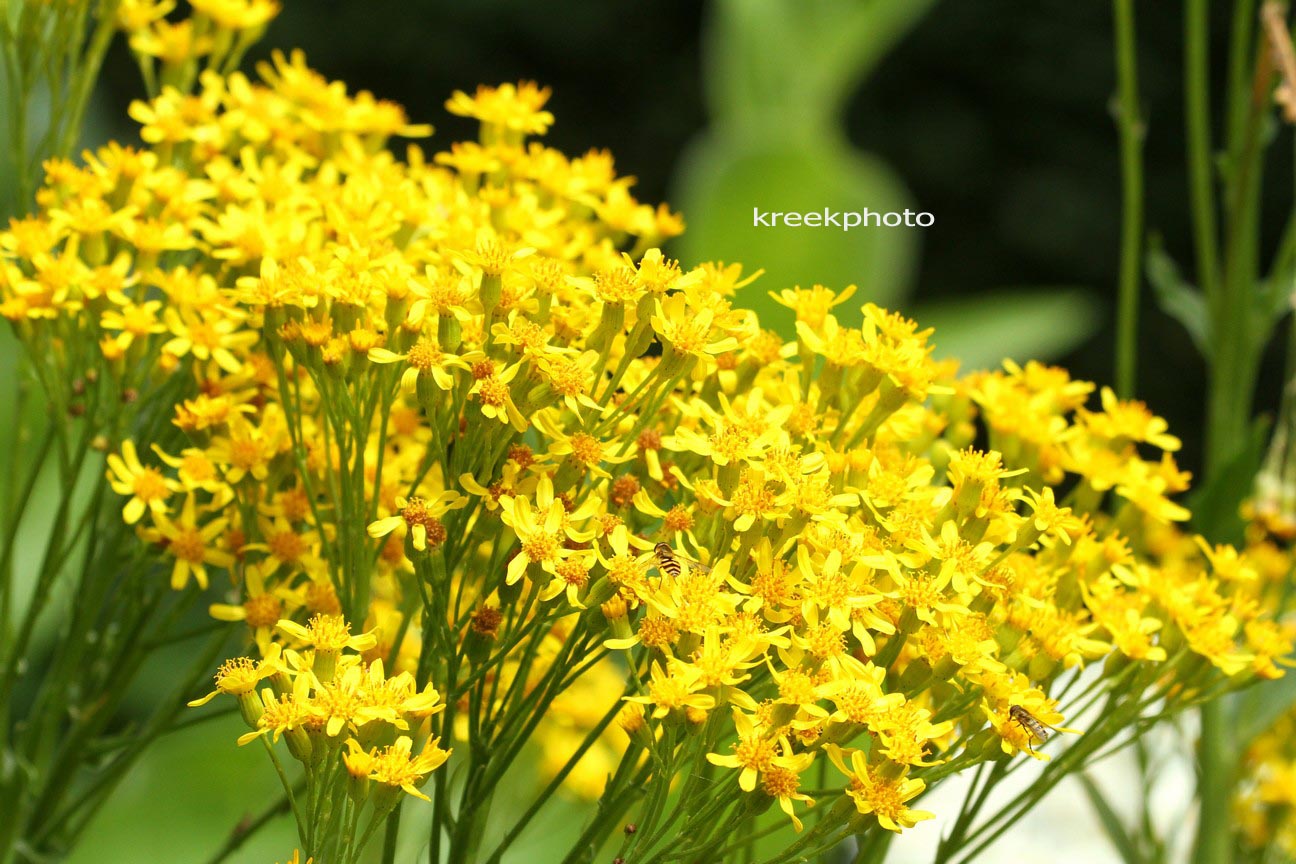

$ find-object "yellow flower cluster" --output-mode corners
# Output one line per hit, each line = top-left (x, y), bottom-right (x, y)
(3, 34), (1290, 859)
(1238, 708), (1296, 857)
(186, 615), (450, 848)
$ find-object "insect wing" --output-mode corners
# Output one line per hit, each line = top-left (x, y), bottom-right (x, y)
(674, 551), (711, 575)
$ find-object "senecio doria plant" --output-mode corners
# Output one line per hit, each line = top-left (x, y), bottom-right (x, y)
(1, 19), (1294, 864)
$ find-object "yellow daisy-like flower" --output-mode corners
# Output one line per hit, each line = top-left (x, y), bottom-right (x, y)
(144, 493), (235, 590)
(189, 0), (281, 31)
(129, 19), (214, 65)
(106, 439), (180, 524)
(826, 745), (934, 832)
(116, 0), (176, 33)
(187, 643), (283, 706)
(208, 561), (307, 648)
(498, 475), (597, 584)
(445, 81), (554, 137)
(276, 614), (378, 656)
(467, 359), (527, 431)
(365, 735), (452, 802)
(368, 338), (468, 393)
(366, 491), (467, 552)
(624, 659), (716, 720)
(706, 709), (803, 793)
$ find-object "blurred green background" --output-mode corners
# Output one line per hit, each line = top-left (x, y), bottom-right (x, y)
(32, 0), (1295, 860)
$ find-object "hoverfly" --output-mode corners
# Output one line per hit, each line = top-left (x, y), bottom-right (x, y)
(652, 542), (711, 578)
(1008, 705), (1055, 753)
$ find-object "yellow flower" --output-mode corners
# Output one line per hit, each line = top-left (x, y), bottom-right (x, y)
(826, 745), (934, 832)
(706, 709), (804, 793)
(365, 736), (452, 802)
(100, 296), (166, 350)
(366, 491), (467, 552)
(499, 476), (597, 585)
(1081, 386), (1182, 451)
(650, 293), (739, 363)
(369, 338), (467, 393)
(161, 305), (258, 373)
(467, 359), (527, 430)
(536, 412), (633, 480)
(189, 0), (281, 31)
(144, 493), (235, 590)
(1018, 486), (1086, 544)
(129, 19), (214, 65)
(624, 659), (715, 720)
(536, 349), (604, 416)
(277, 614), (378, 656)
(762, 762), (816, 832)
(242, 514), (323, 573)
(769, 284), (857, 329)
(205, 414), (285, 485)
(107, 439), (180, 524)
(116, 0), (176, 32)
(188, 644), (283, 706)
(446, 81), (554, 137)
(236, 674), (314, 747)
(594, 523), (653, 599)
(209, 561), (307, 647)
(151, 445), (226, 494)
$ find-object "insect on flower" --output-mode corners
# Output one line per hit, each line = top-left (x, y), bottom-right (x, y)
(1008, 705), (1055, 753)
(653, 541), (710, 577)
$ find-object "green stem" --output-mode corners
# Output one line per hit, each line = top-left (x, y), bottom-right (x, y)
(1185, 0), (1220, 306)
(262, 738), (308, 851)
(379, 803), (402, 864)
(1113, 0), (1144, 398)
(1194, 701), (1232, 864)
(482, 692), (625, 864)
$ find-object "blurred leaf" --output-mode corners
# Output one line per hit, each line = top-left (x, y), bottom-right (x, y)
(1238, 673), (1296, 750)
(672, 132), (918, 335)
(1186, 415), (1269, 546)
(66, 716), (295, 864)
(1257, 274), (1291, 328)
(1078, 772), (1141, 864)
(914, 287), (1100, 371)
(704, 0), (938, 124)
(810, 0), (940, 110)
(1146, 241), (1209, 359)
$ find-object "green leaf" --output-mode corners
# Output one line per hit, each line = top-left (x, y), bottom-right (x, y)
(1145, 242), (1210, 359)
(913, 287), (1101, 371)
(812, 0), (941, 108)
(1186, 415), (1270, 545)
(1251, 273), (1293, 355)
(704, 0), (938, 126)
(1237, 674), (1296, 748)
(670, 133), (918, 335)
(1078, 772), (1142, 864)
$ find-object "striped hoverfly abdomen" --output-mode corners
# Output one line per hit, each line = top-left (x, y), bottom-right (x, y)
(653, 542), (710, 577)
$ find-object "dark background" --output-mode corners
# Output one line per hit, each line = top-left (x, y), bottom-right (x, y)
(94, 0), (1296, 480)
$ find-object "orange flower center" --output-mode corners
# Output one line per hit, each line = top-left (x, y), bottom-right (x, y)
(170, 528), (206, 563)
(132, 468), (170, 501)
(244, 594), (283, 628)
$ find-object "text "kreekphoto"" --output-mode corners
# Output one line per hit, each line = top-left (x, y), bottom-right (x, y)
(752, 207), (935, 229)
